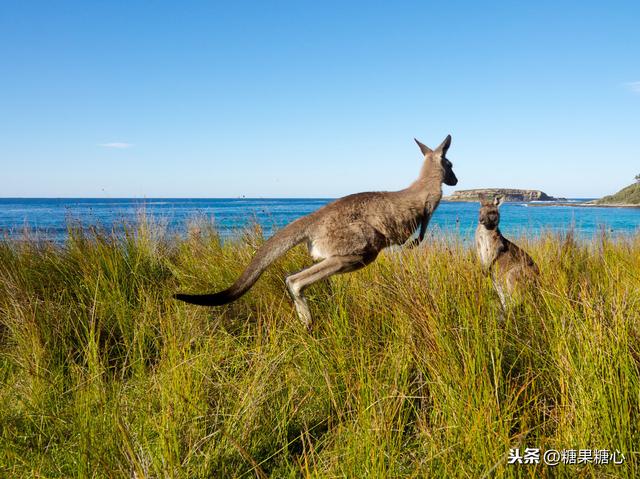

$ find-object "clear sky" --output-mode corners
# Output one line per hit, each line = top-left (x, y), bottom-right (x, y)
(1, 1), (638, 198)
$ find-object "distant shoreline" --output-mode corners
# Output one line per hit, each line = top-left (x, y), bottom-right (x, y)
(527, 202), (640, 209)
(441, 199), (640, 209)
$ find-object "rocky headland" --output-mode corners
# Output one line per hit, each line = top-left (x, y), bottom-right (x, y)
(592, 182), (640, 207)
(444, 188), (562, 202)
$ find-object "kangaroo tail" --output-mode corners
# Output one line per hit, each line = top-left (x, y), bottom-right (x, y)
(174, 217), (311, 307)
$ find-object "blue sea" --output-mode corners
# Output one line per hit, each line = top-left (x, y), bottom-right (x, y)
(0, 198), (639, 243)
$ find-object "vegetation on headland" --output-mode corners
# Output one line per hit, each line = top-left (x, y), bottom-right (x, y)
(1, 218), (639, 477)
(596, 182), (640, 206)
(445, 188), (561, 202)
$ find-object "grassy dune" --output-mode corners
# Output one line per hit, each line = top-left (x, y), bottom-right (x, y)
(1, 219), (639, 478)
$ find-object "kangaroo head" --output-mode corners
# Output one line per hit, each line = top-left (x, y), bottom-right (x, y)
(478, 195), (504, 230)
(414, 135), (458, 186)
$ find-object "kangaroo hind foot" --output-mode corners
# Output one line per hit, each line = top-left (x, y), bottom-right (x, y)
(285, 254), (374, 329)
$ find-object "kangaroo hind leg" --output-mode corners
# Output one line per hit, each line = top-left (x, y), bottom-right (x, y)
(285, 254), (374, 329)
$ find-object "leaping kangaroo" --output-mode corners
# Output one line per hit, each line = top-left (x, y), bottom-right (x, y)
(175, 135), (458, 328)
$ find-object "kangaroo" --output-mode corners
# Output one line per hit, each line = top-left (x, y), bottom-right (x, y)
(175, 135), (458, 328)
(475, 195), (539, 310)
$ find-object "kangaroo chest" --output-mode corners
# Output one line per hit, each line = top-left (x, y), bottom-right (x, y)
(374, 202), (431, 245)
(475, 226), (496, 268)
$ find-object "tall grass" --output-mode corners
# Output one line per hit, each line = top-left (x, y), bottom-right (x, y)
(0, 218), (638, 478)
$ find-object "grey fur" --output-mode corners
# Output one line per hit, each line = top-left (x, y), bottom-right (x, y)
(176, 135), (458, 328)
(475, 194), (539, 310)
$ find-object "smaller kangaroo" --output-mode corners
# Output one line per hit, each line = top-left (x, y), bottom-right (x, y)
(475, 195), (539, 309)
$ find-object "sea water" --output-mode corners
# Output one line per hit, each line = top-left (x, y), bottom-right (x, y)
(0, 198), (638, 243)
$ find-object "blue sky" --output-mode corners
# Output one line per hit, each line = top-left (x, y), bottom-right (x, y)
(1, 1), (638, 198)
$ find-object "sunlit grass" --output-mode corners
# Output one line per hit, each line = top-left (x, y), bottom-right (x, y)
(0, 217), (638, 477)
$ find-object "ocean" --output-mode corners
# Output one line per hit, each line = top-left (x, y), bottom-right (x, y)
(1, 198), (639, 243)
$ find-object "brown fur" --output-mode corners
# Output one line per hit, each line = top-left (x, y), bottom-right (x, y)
(475, 195), (539, 309)
(176, 135), (458, 328)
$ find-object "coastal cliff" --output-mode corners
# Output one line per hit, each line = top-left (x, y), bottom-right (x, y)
(444, 188), (561, 202)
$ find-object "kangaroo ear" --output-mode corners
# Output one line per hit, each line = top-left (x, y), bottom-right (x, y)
(494, 195), (505, 207)
(435, 134), (452, 156)
(414, 138), (432, 155)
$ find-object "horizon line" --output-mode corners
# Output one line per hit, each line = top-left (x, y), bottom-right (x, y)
(0, 195), (599, 200)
